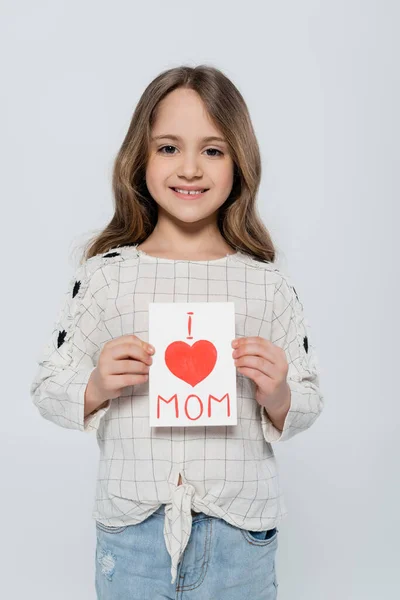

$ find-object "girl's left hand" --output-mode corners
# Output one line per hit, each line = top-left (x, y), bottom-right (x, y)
(231, 336), (290, 411)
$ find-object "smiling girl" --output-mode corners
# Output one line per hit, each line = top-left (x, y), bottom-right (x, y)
(31, 65), (324, 599)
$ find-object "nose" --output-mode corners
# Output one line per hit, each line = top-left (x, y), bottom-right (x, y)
(177, 152), (203, 179)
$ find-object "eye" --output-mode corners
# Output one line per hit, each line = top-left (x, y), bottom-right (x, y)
(157, 146), (224, 157)
(158, 145), (177, 155)
(204, 148), (223, 157)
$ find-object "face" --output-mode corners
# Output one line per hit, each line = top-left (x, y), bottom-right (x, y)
(145, 88), (234, 225)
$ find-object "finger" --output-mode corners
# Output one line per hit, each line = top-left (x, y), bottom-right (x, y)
(111, 342), (153, 365)
(232, 342), (277, 364)
(234, 355), (276, 378)
(232, 336), (269, 346)
(109, 373), (149, 391)
(236, 366), (271, 388)
(109, 359), (151, 376)
(107, 334), (155, 354)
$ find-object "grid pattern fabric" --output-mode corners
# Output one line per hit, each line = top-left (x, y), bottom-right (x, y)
(30, 243), (324, 584)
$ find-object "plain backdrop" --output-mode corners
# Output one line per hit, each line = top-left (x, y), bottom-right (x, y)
(1, 1), (398, 598)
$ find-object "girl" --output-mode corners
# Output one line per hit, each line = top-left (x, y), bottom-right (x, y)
(30, 65), (324, 599)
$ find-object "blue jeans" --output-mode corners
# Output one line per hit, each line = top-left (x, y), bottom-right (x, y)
(95, 504), (279, 599)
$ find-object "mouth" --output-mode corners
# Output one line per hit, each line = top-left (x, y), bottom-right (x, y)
(169, 187), (209, 199)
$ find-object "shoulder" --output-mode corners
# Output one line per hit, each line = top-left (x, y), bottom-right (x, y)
(238, 254), (305, 313)
(64, 245), (138, 304)
(99, 243), (139, 262)
(77, 244), (139, 277)
(236, 253), (297, 293)
(270, 267), (300, 303)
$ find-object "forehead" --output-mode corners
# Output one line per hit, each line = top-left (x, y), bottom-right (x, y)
(151, 88), (224, 140)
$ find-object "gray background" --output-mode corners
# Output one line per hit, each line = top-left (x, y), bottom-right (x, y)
(1, 1), (398, 598)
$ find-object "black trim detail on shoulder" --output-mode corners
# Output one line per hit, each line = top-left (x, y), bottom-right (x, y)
(72, 280), (81, 298)
(303, 335), (308, 353)
(103, 252), (121, 258)
(57, 330), (67, 348)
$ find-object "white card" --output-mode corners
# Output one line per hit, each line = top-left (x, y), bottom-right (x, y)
(148, 302), (237, 427)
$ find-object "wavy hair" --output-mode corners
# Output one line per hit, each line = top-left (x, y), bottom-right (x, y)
(81, 64), (276, 263)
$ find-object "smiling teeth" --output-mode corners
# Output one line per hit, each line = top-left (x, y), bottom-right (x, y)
(174, 188), (205, 195)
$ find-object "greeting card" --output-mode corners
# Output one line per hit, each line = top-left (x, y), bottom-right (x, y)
(148, 302), (237, 427)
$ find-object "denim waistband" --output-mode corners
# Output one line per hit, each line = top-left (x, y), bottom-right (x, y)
(152, 504), (277, 532)
(153, 503), (204, 518)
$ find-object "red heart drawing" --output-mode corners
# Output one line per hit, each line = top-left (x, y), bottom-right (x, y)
(164, 340), (218, 387)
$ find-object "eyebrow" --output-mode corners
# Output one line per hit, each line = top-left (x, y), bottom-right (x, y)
(151, 134), (227, 144)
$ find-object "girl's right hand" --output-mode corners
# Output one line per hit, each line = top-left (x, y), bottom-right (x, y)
(84, 334), (154, 416)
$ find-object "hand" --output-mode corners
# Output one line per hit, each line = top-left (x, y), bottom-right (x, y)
(231, 336), (290, 413)
(84, 334), (155, 416)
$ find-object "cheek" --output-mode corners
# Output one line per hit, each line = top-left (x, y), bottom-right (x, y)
(146, 157), (170, 186)
(213, 161), (234, 191)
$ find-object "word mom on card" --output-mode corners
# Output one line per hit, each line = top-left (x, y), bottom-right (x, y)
(148, 302), (237, 427)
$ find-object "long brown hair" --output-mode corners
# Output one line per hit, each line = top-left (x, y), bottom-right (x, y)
(80, 64), (276, 264)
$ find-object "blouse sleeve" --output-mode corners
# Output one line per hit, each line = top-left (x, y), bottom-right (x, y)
(260, 272), (325, 443)
(29, 260), (111, 432)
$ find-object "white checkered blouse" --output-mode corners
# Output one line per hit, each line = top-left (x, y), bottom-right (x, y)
(30, 243), (324, 584)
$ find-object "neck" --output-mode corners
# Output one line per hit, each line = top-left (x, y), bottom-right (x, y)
(140, 214), (234, 258)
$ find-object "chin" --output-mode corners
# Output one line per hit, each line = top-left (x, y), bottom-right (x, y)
(158, 201), (214, 220)
(172, 209), (217, 223)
